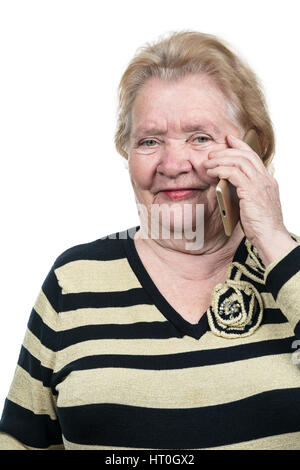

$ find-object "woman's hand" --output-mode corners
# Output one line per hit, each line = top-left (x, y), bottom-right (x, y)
(203, 134), (298, 266)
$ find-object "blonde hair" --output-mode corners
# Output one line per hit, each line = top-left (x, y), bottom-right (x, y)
(114, 30), (275, 169)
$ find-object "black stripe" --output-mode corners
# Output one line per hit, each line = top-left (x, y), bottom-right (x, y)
(261, 308), (288, 324)
(61, 288), (152, 311)
(0, 399), (62, 448)
(53, 337), (295, 384)
(57, 387), (300, 448)
(295, 320), (300, 339)
(17, 346), (55, 392)
(28, 308), (58, 351)
(239, 264), (265, 282)
(58, 310), (289, 349)
(59, 321), (180, 348)
(41, 267), (61, 313)
(265, 245), (300, 300)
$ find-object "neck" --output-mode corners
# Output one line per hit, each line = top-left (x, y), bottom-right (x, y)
(134, 222), (245, 282)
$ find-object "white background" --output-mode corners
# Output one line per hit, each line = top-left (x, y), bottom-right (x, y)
(0, 0), (299, 409)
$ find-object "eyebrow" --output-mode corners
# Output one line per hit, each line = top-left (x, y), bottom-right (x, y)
(132, 121), (221, 139)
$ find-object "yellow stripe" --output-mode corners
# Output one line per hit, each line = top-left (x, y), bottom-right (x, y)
(23, 329), (56, 370)
(7, 366), (57, 420)
(55, 322), (294, 372)
(0, 432), (64, 450)
(61, 431), (300, 450)
(62, 435), (149, 449)
(261, 292), (278, 308)
(56, 353), (300, 409)
(264, 238), (300, 279)
(54, 258), (141, 294)
(33, 289), (58, 331)
(59, 305), (165, 330)
(277, 271), (300, 331)
(208, 431), (300, 450)
(57, 296), (281, 331)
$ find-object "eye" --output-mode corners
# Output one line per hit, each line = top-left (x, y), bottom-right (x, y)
(193, 135), (210, 144)
(140, 139), (158, 147)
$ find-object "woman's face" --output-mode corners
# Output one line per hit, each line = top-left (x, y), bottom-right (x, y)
(127, 73), (243, 238)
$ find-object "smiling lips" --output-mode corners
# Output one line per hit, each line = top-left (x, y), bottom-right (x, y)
(161, 188), (202, 200)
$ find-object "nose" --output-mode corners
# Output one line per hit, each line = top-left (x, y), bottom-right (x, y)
(157, 142), (192, 178)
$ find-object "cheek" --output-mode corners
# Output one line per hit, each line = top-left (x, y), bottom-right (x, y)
(128, 156), (156, 189)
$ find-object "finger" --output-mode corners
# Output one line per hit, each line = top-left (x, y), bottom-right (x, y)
(227, 134), (256, 151)
(226, 134), (266, 171)
(208, 148), (266, 175)
(204, 155), (259, 179)
(209, 148), (259, 160)
(206, 165), (250, 191)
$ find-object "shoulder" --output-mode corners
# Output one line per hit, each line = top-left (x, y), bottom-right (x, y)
(48, 227), (138, 295)
(52, 228), (130, 270)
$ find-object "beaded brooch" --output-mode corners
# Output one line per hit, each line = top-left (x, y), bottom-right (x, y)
(207, 239), (266, 339)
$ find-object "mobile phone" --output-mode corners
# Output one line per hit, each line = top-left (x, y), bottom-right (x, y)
(216, 128), (261, 236)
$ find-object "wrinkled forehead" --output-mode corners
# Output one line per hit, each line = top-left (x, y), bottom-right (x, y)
(131, 119), (223, 141)
(130, 75), (234, 140)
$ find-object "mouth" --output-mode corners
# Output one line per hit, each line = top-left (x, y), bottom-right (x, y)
(161, 188), (206, 200)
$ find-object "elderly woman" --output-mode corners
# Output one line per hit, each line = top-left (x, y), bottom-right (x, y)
(0, 31), (300, 451)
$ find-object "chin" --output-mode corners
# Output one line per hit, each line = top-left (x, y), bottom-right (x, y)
(149, 201), (202, 234)
(162, 214), (200, 238)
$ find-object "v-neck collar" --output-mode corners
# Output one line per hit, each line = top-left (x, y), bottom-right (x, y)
(121, 225), (250, 340)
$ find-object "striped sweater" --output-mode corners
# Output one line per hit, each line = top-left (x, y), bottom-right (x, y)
(0, 225), (300, 450)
